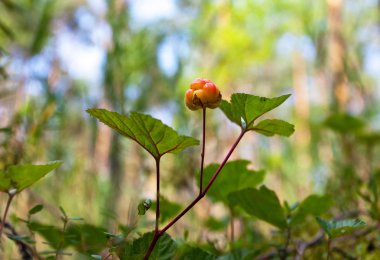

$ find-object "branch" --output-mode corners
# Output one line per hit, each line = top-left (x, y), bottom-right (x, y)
(143, 130), (246, 259)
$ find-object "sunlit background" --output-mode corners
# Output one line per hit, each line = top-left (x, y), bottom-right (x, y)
(1, 0), (380, 258)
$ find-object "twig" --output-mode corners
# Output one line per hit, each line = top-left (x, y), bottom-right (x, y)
(143, 130), (246, 259)
(0, 193), (15, 241)
(199, 107), (206, 195)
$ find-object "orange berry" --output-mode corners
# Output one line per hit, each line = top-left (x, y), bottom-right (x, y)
(185, 78), (222, 111)
(185, 89), (199, 110)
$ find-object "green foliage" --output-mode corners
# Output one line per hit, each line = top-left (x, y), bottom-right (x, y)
(290, 194), (333, 226)
(219, 93), (292, 131)
(176, 246), (216, 260)
(28, 204), (44, 215)
(151, 196), (182, 224)
(316, 217), (366, 238)
(86, 109), (199, 159)
(325, 113), (365, 134)
(251, 119), (295, 137)
(228, 186), (287, 229)
(30, 222), (108, 253)
(0, 161), (62, 193)
(199, 160), (265, 205)
(137, 199), (152, 216)
(120, 232), (177, 260)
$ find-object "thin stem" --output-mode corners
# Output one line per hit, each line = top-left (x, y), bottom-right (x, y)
(199, 107), (206, 195)
(144, 130), (246, 259)
(55, 218), (68, 259)
(0, 193), (15, 241)
(326, 238), (331, 260)
(144, 233), (160, 260)
(281, 227), (291, 260)
(155, 158), (160, 233)
(201, 130), (245, 195)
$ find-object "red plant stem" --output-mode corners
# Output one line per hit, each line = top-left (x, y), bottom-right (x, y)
(199, 107), (206, 194)
(144, 130), (246, 259)
(155, 158), (160, 233)
(0, 193), (15, 241)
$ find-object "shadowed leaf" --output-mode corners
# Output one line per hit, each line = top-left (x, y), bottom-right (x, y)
(316, 217), (366, 238)
(228, 186), (287, 229)
(199, 160), (265, 205)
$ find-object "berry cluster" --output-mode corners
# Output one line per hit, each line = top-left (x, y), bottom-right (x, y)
(185, 78), (222, 110)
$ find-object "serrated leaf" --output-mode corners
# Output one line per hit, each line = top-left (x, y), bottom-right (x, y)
(228, 186), (287, 229)
(87, 109), (199, 159)
(198, 160), (265, 205)
(120, 232), (177, 260)
(316, 217), (366, 238)
(0, 161), (62, 193)
(290, 195), (333, 226)
(29, 204), (44, 215)
(251, 119), (294, 137)
(219, 93), (291, 129)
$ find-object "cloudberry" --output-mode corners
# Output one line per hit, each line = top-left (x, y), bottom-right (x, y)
(185, 78), (221, 110)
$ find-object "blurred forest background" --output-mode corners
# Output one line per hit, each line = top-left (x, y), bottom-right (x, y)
(1, 0), (380, 258)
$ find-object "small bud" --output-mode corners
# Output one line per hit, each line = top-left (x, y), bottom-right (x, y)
(185, 78), (222, 110)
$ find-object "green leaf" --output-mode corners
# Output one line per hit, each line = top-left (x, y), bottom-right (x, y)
(219, 93), (291, 129)
(199, 160), (265, 205)
(137, 199), (152, 216)
(59, 206), (67, 218)
(31, 222), (108, 253)
(251, 119), (294, 137)
(180, 246), (216, 260)
(151, 196), (182, 224)
(290, 195), (333, 226)
(219, 249), (254, 260)
(324, 113), (365, 134)
(228, 186), (287, 229)
(87, 109), (199, 159)
(29, 204), (44, 215)
(204, 216), (228, 231)
(121, 232), (177, 260)
(316, 217), (366, 238)
(0, 161), (62, 193)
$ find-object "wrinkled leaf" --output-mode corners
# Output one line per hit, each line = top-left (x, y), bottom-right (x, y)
(87, 109), (199, 159)
(316, 217), (366, 238)
(120, 232), (177, 260)
(228, 186), (287, 229)
(251, 119), (294, 137)
(0, 161), (62, 193)
(219, 93), (291, 129)
(199, 160), (265, 205)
